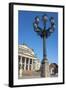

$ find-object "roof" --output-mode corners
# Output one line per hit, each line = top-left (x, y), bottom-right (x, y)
(18, 44), (35, 56)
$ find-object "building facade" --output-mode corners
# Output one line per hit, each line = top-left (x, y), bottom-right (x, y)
(18, 44), (41, 78)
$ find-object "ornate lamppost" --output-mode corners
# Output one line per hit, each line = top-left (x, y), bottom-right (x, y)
(33, 14), (55, 77)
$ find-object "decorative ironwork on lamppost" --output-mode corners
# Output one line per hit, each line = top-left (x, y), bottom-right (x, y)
(33, 14), (55, 77)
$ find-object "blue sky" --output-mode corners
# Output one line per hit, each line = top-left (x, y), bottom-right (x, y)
(18, 10), (58, 64)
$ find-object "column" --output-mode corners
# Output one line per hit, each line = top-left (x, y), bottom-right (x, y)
(20, 56), (22, 65)
(24, 57), (26, 71)
(31, 59), (33, 71)
(29, 59), (33, 71)
(19, 56), (22, 78)
(28, 58), (30, 71)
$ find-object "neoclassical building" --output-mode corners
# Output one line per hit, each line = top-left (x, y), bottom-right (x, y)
(18, 44), (41, 78)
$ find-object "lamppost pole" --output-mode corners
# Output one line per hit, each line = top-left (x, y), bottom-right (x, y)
(43, 16), (47, 60)
(43, 34), (47, 60)
(33, 14), (55, 77)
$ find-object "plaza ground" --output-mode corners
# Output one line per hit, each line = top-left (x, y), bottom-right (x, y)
(19, 71), (58, 79)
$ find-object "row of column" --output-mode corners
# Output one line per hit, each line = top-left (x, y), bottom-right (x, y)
(18, 56), (33, 71)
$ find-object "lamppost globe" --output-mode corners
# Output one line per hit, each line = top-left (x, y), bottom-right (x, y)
(33, 22), (38, 29)
(35, 16), (40, 24)
(49, 28), (54, 33)
(52, 24), (55, 29)
(42, 14), (48, 22)
(50, 17), (55, 24)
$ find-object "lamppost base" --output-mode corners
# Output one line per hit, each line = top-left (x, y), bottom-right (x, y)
(41, 59), (50, 77)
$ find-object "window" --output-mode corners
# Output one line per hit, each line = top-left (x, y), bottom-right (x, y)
(30, 59), (32, 64)
(22, 57), (25, 63)
(19, 64), (21, 70)
(29, 65), (31, 70)
(26, 65), (28, 70)
(26, 58), (29, 64)
(22, 64), (24, 70)
(18, 56), (21, 62)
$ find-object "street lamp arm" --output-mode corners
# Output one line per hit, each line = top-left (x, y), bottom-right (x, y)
(46, 29), (51, 38)
(37, 31), (43, 38)
(34, 26), (43, 38)
(46, 27), (55, 38)
(37, 26), (42, 32)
